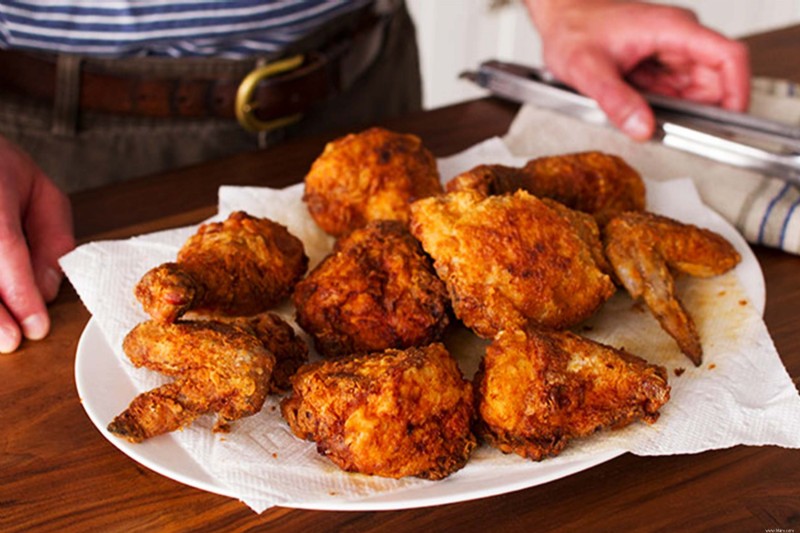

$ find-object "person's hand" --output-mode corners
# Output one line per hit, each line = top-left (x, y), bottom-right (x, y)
(526, 0), (751, 140)
(0, 136), (75, 353)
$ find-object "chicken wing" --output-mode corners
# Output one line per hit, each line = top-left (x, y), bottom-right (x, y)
(108, 320), (275, 442)
(303, 127), (443, 237)
(409, 189), (615, 338)
(474, 327), (670, 460)
(603, 211), (741, 365)
(446, 151), (646, 225)
(281, 343), (476, 479)
(292, 220), (450, 358)
(135, 211), (308, 322)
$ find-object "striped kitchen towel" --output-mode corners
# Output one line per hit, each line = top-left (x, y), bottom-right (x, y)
(502, 78), (800, 254)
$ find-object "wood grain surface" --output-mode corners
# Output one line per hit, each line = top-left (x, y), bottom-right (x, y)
(1, 27), (799, 533)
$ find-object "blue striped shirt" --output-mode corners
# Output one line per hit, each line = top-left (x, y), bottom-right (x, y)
(0, 0), (372, 58)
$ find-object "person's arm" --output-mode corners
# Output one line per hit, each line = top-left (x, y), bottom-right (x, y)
(0, 137), (75, 353)
(525, 0), (750, 140)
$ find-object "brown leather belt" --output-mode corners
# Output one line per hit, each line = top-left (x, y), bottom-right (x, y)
(0, 7), (388, 131)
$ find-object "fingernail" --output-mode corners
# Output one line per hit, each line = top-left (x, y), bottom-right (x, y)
(622, 112), (651, 140)
(0, 325), (21, 353)
(42, 267), (63, 301)
(21, 313), (50, 341)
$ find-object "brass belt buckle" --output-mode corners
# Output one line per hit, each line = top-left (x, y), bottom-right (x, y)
(235, 54), (304, 132)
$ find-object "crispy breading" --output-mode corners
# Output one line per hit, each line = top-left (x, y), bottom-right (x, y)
(445, 163), (520, 197)
(603, 211), (741, 365)
(134, 262), (196, 324)
(293, 220), (450, 358)
(474, 327), (670, 460)
(446, 151), (646, 225)
(281, 343), (476, 479)
(409, 189), (615, 337)
(540, 197), (613, 277)
(227, 313), (308, 393)
(108, 320), (275, 442)
(135, 211), (308, 322)
(303, 127), (443, 237)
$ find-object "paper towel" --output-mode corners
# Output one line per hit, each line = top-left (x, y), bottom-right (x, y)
(62, 139), (800, 513)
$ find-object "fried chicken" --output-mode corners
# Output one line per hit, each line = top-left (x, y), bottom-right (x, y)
(135, 211), (308, 322)
(409, 189), (615, 338)
(603, 211), (741, 365)
(540, 197), (613, 277)
(446, 151), (646, 225)
(226, 313), (308, 393)
(445, 163), (519, 197)
(303, 127), (443, 237)
(108, 320), (275, 443)
(281, 343), (476, 479)
(292, 220), (450, 358)
(474, 327), (670, 460)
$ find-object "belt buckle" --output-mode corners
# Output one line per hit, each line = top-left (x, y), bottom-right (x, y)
(235, 54), (304, 132)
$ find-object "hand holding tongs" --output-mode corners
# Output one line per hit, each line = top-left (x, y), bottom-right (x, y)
(461, 60), (800, 186)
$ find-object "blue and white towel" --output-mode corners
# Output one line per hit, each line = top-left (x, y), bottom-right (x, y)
(503, 77), (800, 255)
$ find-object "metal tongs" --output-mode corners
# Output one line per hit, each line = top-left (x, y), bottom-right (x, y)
(461, 60), (800, 185)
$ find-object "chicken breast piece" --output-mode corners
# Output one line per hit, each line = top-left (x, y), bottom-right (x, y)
(410, 189), (615, 338)
(604, 211), (741, 365)
(281, 343), (476, 480)
(475, 327), (670, 460)
(293, 220), (450, 358)
(303, 127), (443, 237)
(108, 320), (275, 443)
(135, 211), (308, 322)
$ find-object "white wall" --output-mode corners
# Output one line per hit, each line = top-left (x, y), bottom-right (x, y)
(406, 0), (800, 110)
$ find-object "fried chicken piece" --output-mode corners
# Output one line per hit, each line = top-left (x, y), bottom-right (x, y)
(293, 220), (450, 358)
(475, 327), (670, 460)
(603, 211), (741, 366)
(303, 127), (443, 237)
(409, 189), (615, 338)
(135, 211), (308, 322)
(540, 197), (613, 277)
(108, 320), (275, 443)
(226, 313), (308, 393)
(281, 343), (476, 479)
(134, 262), (196, 323)
(446, 151), (646, 225)
(445, 163), (520, 197)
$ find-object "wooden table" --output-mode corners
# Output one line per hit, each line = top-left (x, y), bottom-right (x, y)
(3, 25), (800, 533)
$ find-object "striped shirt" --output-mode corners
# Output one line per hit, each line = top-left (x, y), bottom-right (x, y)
(0, 0), (372, 58)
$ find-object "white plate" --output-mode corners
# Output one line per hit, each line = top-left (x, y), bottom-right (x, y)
(74, 200), (765, 511)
